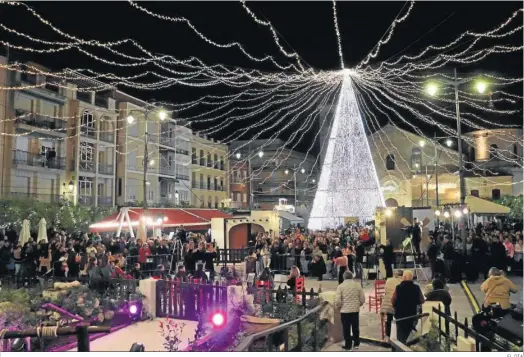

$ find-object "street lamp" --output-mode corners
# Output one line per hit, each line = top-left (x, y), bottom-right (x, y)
(418, 140), (425, 148)
(68, 180), (74, 192)
(424, 71), (491, 254)
(235, 152), (241, 160)
(258, 151), (264, 158)
(284, 169), (289, 175)
(434, 209), (441, 217)
(126, 104), (168, 210)
(300, 168), (305, 174)
(446, 139), (453, 147)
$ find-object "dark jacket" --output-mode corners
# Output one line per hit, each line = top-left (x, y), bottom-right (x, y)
(380, 244), (395, 264)
(426, 242), (439, 261)
(425, 289), (452, 315)
(441, 241), (455, 260)
(392, 280), (425, 319)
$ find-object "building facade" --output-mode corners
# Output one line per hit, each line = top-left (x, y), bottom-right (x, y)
(368, 124), (515, 208)
(115, 91), (192, 207)
(0, 57), (117, 207)
(229, 158), (250, 209)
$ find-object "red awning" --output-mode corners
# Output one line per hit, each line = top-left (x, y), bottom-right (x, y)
(89, 208), (232, 233)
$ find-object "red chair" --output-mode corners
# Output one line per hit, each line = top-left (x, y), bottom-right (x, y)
(368, 280), (386, 313)
(295, 276), (305, 303)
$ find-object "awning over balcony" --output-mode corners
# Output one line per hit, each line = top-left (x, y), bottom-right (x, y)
(89, 207), (232, 233)
(465, 195), (510, 215)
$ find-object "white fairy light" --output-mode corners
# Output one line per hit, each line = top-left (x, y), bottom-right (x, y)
(332, 0), (344, 69)
(309, 73), (384, 230)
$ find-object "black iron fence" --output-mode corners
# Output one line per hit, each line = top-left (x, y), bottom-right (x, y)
(251, 285), (321, 309)
(155, 278), (227, 321)
(234, 301), (329, 352)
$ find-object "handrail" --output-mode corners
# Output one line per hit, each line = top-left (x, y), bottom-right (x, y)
(234, 301), (328, 352)
(394, 312), (429, 323)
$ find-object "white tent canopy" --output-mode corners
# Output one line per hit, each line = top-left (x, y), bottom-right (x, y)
(37, 218), (48, 243)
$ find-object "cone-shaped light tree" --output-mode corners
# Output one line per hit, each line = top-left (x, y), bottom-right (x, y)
(308, 72), (384, 230)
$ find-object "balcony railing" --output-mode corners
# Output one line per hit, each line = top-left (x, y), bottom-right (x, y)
(158, 136), (175, 147)
(15, 110), (67, 131)
(12, 150), (66, 170)
(99, 132), (114, 143)
(80, 127), (96, 138)
(79, 195), (94, 206)
(97, 196), (113, 206)
(159, 165), (175, 176)
(70, 160), (97, 173)
(98, 164), (114, 175)
(192, 156), (197, 164)
(9, 192), (61, 203)
(20, 73), (37, 85)
(199, 159), (205, 166)
(177, 174), (190, 181)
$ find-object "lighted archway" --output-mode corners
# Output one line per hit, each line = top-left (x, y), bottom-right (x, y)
(385, 198), (399, 207)
(228, 223), (265, 249)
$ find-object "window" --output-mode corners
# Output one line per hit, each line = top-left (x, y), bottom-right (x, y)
(192, 148), (197, 164)
(80, 142), (94, 162)
(118, 178), (122, 196)
(207, 153), (212, 168)
(208, 196), (212, 209)
(492, 189), (501, 200)
(207, 176), (211, 190)
(220, 179), (223, 189)
(386, 154), (395, 171)
(200, 174), (204, 188)
(470, 190), (479, 197)
(214, 177), (218, 190)
(215, 196), (219, 209)
(200, 195), (204, 208)
(242, 193), (248, 203)
(513, 144), (519, 157)
(168, 156), (172, 168)
(220, 157), (224, 170)
(236, 192), (241, 202)
(199, 150), (205, 166)
(80, 111), (95, 136)
(78, 177), (92, 196)
(214, 154), (218, 169)
(489, 144), (498, 160)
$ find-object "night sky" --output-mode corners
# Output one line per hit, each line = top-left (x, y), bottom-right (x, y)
(1, 1), (522, 151)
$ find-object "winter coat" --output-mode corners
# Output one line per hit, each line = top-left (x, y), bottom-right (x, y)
(380, 277), (402, 314)
(334, 279), (365, 313)
(480, 275), (518, 309)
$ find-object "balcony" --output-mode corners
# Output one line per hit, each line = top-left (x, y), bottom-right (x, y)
(199, 159), (205, 166)
(98, 163), (114, 175)
(192, 182), (199, 189)
(13, 150), (66, 170)
(70, 160), (96, 173)
(176, 174), (190, 181)
(192, 156), (197, 164)
(158, 136), (175, 147)
(80, 127), (96, 139)
(97, 196), (113, 206)
(215, 186), (225, 192)
(15, 110), (67, 132)
(9, 192), (61, 203)
(159, 165), (175, 176)
(99, 132), (114, 143)
(78, 195), (94, 206)
(176, 148), (189, 156)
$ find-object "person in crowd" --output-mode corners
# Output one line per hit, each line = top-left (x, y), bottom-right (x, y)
(334, 249), (348, 284)
(489, 235), (507, 272)
(471, 234), (489, 281)
(311, 254), (327, 281)
(192, 263), (209, 284)
(503, 237), (515, 272)
(300, 241), (312, 276)
(287, 265), (300, 290)
(354, 241), (365, 279)
(381, 269), (403, 342)
(175, 265), (188, 282)
(334, 270), (365, 351)
(391, 270), (425, 344)
(441, 236), (455, 282)
(480, 267), (518, 310)
(426, 236), (439, 280)
(258, 267), (274, 288)
(379, 239), (395, 278)
(425, 278), (452, 315)
(245, 249), (258, 276)
(411, 218), (422, 256)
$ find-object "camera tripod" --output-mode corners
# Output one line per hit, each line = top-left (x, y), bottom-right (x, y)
(400, 236), (428, 281)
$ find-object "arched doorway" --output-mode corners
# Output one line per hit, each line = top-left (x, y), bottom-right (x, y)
(385, 198), (399, 208)
(228, 223), (265, 249)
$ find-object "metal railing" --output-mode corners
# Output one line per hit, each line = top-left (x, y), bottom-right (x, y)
(99, 132), (114, 143)
(176, 148), (189, 156)
(80, 127), (97, 138)
(234, 301), (329, 352)
(159, 165), (175, 176)
(76, 91), (91, 104)
(78, 195), (94, 206)
(8, 192), (61, 203)
(97, 196), (113, 206)
(98, 163), (114, 175)
(15, 111), (67, 131)
(12, 150), (66, 170)
(177, 174), (190, 181)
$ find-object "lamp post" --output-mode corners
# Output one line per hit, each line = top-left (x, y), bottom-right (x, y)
(425, 70), (490, 253)
(126, 103), (167, 210)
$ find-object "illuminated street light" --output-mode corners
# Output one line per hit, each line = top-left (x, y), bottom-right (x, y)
(235, 152), (241, 159)
(443, 211), (450, 218)
(446, 139), (453, 147)
(462, 207), (469, 215)
(300, 168), (305, 174)
(149, 159), (155, 166)
(258, 151), (264, 158)
(126, 115), (135, 124)
(284, 169), (289, 175)
(158, 110), (167, 121)
(312, 179), (316, 183)
(419, 140), (425, 147)
(475, 80), (488, 94)
(454, 210), (462, 218)
(425, 82), (439, 97)
(68, 180), (74, 191)
(385, 209), (393, 217)
(435, 210), (441, 217)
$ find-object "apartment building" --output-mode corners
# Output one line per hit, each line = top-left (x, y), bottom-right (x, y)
(115, 91), (192, 206)
(229, 158), (250, 209)
(190, 135), (229, 208)
(0, 57), (117, 207)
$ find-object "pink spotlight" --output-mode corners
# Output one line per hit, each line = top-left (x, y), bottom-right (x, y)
(211, 312), (225, 328)
(129, 304), (138, 315)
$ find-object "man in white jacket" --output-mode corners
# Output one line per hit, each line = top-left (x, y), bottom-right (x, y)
(334, 270), (366, 350)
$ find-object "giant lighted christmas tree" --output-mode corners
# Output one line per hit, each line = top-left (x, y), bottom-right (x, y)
(308, 73), (384, 230)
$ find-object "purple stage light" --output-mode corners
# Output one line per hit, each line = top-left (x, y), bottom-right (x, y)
(129, 304), (138, 315)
